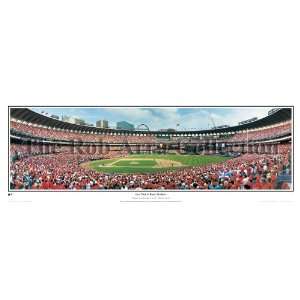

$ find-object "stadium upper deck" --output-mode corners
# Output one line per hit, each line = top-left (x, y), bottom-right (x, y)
(10, 107), (292, 144)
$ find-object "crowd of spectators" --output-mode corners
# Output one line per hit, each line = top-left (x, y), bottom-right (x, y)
(228, 121), (291, 143)
(11, 120), (291, 145)
(10, 143), (128, 161)
(10, 118), (292, 190)
(11, 121), (157, 143)
(276, 143), (291, 154)
(10, 144), (57, 159)
(10, 144), (291, 190)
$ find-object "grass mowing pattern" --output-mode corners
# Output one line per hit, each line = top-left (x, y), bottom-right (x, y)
(113, 159), (157, 167)
(129, 154), (228, 166)
(87, 154), (230, 174)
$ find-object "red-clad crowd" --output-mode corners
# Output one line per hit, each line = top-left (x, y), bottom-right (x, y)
(11, 120), (291, 144)
(10, 143), (57, 158)
(10, 118), (292, 190)
(11, 121), (157, 143)
(228, 121), (291, 143)
(10, 144), (291, 190)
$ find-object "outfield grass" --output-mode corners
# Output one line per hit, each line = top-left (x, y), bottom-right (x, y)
(113, 159), (157, 167)
(129, 154), (228, 166)
(86, 154), (230, 174)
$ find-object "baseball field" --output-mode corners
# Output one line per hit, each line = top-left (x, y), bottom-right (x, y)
(85, 154), (230, 174)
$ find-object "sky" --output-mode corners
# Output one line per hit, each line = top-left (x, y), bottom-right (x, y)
(31, 107), (273, 130)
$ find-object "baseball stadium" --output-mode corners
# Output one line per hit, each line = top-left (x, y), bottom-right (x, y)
(9, 107), (293, 191)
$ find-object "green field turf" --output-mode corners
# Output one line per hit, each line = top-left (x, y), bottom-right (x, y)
(113, 159), (157, 167)
(86, 154), (230, 174)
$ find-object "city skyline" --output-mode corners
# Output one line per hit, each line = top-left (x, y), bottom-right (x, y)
(31, 107), (273, 130)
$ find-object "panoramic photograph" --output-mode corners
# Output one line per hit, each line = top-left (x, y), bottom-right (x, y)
(9, 106), (293, 191)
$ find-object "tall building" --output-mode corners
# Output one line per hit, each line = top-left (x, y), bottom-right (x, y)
(96, 120), (109, 128)
(116, 121), (135, 131)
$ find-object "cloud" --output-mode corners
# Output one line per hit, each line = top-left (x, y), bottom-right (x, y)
(34, 106), (273, 130)
(100, 107), (181, 129)
(99, 107), (271, 130)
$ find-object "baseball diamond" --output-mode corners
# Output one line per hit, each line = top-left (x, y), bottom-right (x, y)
(85, 154), (230, 174)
